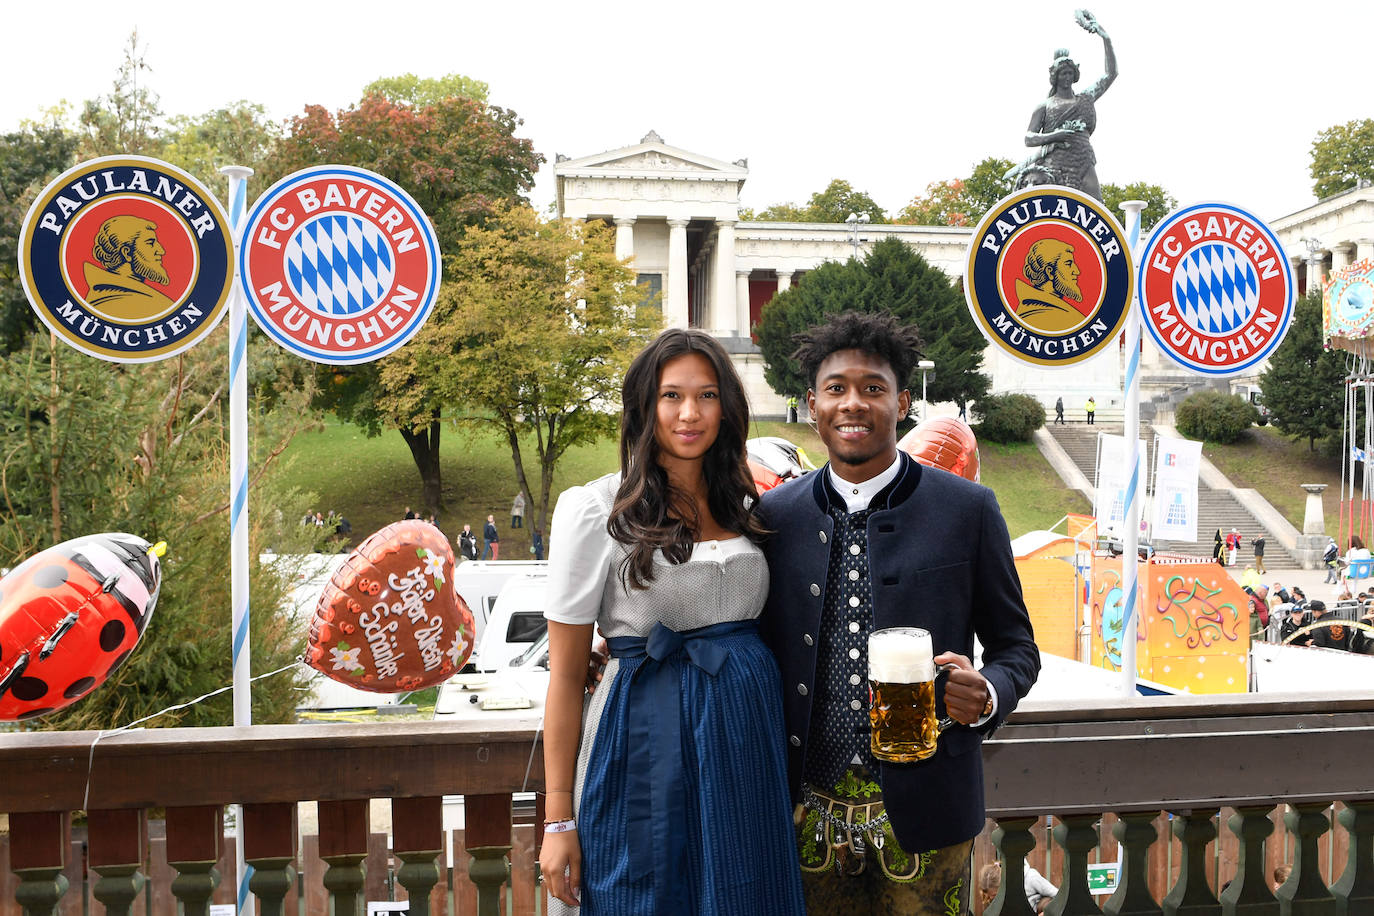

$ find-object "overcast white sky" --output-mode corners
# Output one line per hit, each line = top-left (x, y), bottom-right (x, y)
(5, 0), (1370, 224)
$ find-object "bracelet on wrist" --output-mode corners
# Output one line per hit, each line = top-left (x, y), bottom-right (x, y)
(544, 818), (577, 834)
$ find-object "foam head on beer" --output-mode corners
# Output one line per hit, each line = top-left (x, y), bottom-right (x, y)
(868, 627), (936, 683)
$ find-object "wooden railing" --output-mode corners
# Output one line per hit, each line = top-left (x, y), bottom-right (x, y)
(2, 691), (1373, 915)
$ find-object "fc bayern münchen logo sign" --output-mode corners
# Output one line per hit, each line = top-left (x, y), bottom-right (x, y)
(1138, 202), (1293, 376)
(965, 186), (1133, 368)
(240, 165), (440, 364)
(18, 156), (234, 363)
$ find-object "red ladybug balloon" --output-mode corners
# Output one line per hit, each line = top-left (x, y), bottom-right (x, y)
(306, 520), (476, 693)
(0, 533), (164, 721)
(898, 417), (981, 483)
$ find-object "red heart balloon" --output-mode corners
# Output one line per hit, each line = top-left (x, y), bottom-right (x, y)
(897, 417), (981, 483)
(306, 520), (475, 693)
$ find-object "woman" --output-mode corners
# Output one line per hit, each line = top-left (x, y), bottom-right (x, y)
(1212, 528), (1224, 565)
(1008, 11), (1117, 199)
(540, 328), (804, 915)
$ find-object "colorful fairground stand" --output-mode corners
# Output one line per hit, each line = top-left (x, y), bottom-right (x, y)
(1013, 514), (1252, 695)
(1324, 259), (1374, 548)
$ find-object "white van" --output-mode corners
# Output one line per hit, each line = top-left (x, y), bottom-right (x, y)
(470, 576), (550, 671)
(451, 560), (547, 643)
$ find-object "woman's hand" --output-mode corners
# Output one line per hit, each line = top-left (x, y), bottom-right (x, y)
(541, 831), (582, 906)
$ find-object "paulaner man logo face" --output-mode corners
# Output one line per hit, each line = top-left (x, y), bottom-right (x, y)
(19, 157), (233, 363)
(241, 166), (440, 365)
(965, 186), (1133, 367)
(1139, 202), (1293, 377)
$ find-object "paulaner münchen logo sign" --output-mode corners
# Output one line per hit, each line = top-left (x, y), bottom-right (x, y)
(19, 156), (234, 363)
(965, 186), (1133, 368)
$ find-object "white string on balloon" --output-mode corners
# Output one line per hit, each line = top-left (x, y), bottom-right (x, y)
(220, 164), (255, 915)
(1119, 200), (1146, 697)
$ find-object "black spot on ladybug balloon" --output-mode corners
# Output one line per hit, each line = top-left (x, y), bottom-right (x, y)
(0, 533), (164, 720)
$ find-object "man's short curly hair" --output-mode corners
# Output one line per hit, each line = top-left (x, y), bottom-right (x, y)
(792, 311), (924, 390)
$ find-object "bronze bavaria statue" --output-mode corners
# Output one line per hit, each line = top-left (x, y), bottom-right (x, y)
(1006, 9), (1117, 200)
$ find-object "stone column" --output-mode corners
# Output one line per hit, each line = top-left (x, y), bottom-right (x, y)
(666, 219), (689, 329)
(1333, 242), (1355, 273)
(1296, 483), (1329, 569)
(777, 269), (792, 293)
(1358, 238), (1374, 263)
(713, 220), (738, 333)
(1308, 252), (1326, 295)
(614, 217), (635, 263)
(736, 270), (752, 338)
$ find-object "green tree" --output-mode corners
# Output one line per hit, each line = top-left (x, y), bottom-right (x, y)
(78, 30), (164, 158)
(1100, 181), (1177, 231)
(364, 73), (489, 107)
(394, 204), (660, 534)
(1260, 292), (1349, 450)
(1309, 118), (1374, 200)
(0, 334), (319, 730)
(897, 157), (1014, 226)
(749, 178), (887, 223)
(756, 237), (989, 410)
(262, 81), (543, 511)
(162, 101), (281, 202)
(0, 118), (78, 354)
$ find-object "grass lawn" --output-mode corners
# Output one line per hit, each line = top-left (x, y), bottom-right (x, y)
(1199, 425), (1351, 532)
(276, 417), (1092, 552)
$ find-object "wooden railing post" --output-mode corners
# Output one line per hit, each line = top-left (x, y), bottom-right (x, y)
(1105, 811), (1161, 916)
(320, 799), (370, 916)
(1331, 801), (1374, 914)
(244, 802), (298, 916)
(1277, 803), (1337, 915)
(466, 794), (513, 916)
(988, 816), (1037, 916)
(166, 805), (222, 916)
(1162, 809), (1221, 916)
(1048, 813), (1103, 915)
(1220, 805), (1278, 914)
(8, 812), (71, 916)
(392, 797), (443, 916)
(87, 808), (148, 916)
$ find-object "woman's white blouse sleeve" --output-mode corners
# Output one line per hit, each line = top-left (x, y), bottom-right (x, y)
(543, 484), (613, 625)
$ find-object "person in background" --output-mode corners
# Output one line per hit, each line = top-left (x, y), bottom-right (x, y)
(404, 505), (417, 520)
(1253, 532), (1267, 575)
(1225, 528), (1242, 567)
(512, 490), (526, 529)
(458, 524), (479, 561)
(1274, 864), (1291, 893)
(1213, 528), (1224, 565)
(531, 527), (545, 561)
(1054, 396), (1065, 425)
(1084, 395), (1096, 425)
(482, 515), (500, 560)
(1324, 536), (1341, 584)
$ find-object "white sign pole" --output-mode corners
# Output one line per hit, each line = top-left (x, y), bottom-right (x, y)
(1119, 200), (1146, 698)
(221, 164), (255, 914)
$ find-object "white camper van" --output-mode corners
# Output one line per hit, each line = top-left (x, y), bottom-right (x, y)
(450, 560), (547, 643)
(470, 575), (549, 671)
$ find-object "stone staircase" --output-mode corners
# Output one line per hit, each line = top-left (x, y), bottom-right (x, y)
(1044, 421), (1301, 570)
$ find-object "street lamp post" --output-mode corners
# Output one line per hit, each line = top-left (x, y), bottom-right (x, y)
(845, 211), (870, 260)
(917, 360), (934, 423)
(1300, 235), (1324, 294)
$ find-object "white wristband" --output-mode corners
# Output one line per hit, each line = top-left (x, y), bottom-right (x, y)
(544, 818), (577, 834)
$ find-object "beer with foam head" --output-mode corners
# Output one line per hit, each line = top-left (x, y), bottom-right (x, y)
(869, 627), (944, 762)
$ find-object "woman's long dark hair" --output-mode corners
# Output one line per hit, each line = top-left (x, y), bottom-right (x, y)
(608, 328), (767, 590)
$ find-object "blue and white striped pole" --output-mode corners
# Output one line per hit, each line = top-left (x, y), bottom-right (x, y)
(1119, 199), (1146, 697)
(221, 164), (255, 913)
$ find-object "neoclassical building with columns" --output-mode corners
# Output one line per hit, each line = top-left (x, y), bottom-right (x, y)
(557, 132), (1342, 418)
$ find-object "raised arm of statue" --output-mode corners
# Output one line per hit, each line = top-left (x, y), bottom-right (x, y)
(1077, 9), (1117, 100)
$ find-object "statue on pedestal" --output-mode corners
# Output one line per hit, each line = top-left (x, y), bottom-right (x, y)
(1006, 9), (1117, 200)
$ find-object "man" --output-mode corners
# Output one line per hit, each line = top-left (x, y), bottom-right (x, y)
(1225, 528), (1242, 567)
(1309, 604), (1370, 653)
(1324, 537), (1340, 584)
(1253, 533), (1267, 575)
(1013, 239), (1087, 333)
(511, 491), (525, 529)
(1281, 600), (1315, 646)
(1054, 396), (1065, 425)
(482, 514), (500, 560)
(759, 311), (1040, 914)
(458, 524), (479, 561)
(84, 215), (176, 320)
(1247, 584), (1269, 640)
(1085, 396), (1096, 425)
(1272, 581), (1292, 606)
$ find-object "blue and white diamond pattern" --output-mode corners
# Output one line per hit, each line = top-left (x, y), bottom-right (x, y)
(1172, 242), (1259, 335)
(285, 214), (394, 316)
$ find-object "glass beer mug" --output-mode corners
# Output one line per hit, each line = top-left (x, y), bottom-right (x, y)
(868, 627), (955, 762)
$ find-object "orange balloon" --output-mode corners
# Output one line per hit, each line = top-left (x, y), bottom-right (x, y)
(307, 520), (476, 693)
(897, 417), (981, 483)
